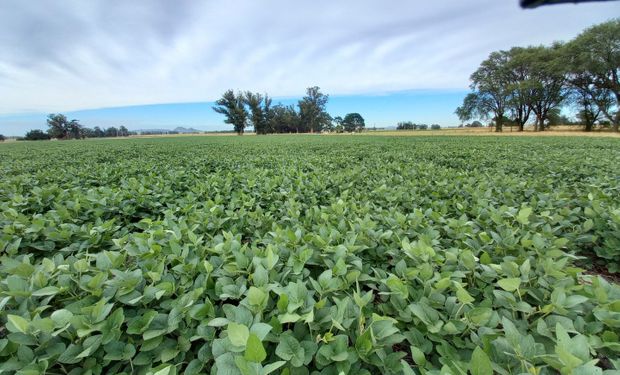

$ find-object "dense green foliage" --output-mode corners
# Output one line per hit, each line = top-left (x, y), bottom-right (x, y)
(457, 18), (619, 132)
(24, 114), (131, 141)
(214, 87), (334, 134)
(0, 135), (619, 375)
(341, 113), (365, 133)
(23, 129), (51, 141)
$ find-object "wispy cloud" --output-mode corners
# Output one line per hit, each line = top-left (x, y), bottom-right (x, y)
(0, 0), (618, 114)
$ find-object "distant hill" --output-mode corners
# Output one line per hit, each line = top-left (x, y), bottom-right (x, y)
(173, 126), (201, 133)
(135, 126), (202, 134)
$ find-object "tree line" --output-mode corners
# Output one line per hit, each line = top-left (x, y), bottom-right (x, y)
(456, 19), (619, 132)
(396, 122), (441, 130)
(212, 86), (366, 134)
(22, 114), (132, 140)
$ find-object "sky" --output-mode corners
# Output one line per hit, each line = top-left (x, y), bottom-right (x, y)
(0, 0), (618, 136)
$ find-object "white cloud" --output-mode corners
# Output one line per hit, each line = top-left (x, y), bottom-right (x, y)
(0, 0), (618, 113)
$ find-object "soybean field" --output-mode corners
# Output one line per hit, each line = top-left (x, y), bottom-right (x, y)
(0, 135), (619, 375)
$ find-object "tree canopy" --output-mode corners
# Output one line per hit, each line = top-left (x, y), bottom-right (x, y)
(298, 87), (331, 133)
(457, 19), (619, 132)
(213, 90), (248, 135)
(213, 87), (343, 134)
(342, 113), (365, 132)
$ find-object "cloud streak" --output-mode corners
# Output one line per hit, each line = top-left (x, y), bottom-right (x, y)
(0, 0), (618, 114)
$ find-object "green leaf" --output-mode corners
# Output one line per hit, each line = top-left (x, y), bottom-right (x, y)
(228, 322), (250, 347)
(262, 361), (286, 375)
(410, 346), (426, 366)
(7, 314), (29, 334)
(517, 207), (532, 225)
(208, 317), (230, 327)
(244, 333), (266, 363)
(456, 287), (475, 304)
(470, 347), (493, 375)
(151, 365), (173, 375)
(498, 278), (521, 292)
(276, 332), (304, 367)
(247, 287), (267, 307)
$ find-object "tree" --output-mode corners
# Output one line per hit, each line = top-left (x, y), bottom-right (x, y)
(67, 119), (84, 139)
(567, 19), (620, 131)
(396, 121), (416, 130)
(342, 113), (365, 132)
(298, 86), (331, 133)
(24, 129), (51, 140)
(244, 92), (269, 134)
(505, 47), (535, 131)
(263, 95), (273, 134)
(568, 65), (613, 131)
(118, 126), (129, 137)
(46, 113), (84, 139)
(213, 90), (248, 135)
(105, 127), (119, 137)
(329, 116), (343, 133)
(526, 44), (567, 131)
(431, 124), (441, 130)
(92, 126), (105, 138)
(467, 51), (513, 132)
(268, 104), (300, 133)
(455, 92), (497, 129)
(0, 134), (5, 142)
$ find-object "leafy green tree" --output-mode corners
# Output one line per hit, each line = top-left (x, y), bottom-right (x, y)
(505, 47), (535, 131)
(431, 124), (441, 130)
(527, 44), (567, 131)
(213, 90), (248, 135)
(92, 126), (105, 138)
(118, 126), (129, 137)
(244, 92), (269, 134)
(262, 95), (273, 133)
(568, 67), (613, 131)
(455, 93), (496, 129)
(105, 127), (118, 137)
(396, 121), (416, 130)
(331, 116), (343, 132)
(342, 113), (365, 132)
(567, 19), (619, 131)
(268, 104), (300, 133)
(0, 134), (5, 142)
(24, 129), (51, 140)
(467, 51), (513, 132)
(298, 86), (331, 133)
(46, 113), (83, 139)
(81, 128), (94, 138)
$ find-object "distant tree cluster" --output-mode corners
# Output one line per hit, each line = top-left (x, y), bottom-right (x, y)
(213, 86), (365, 134)
(0, 134), (5, 142)
(82, 125), (131, 138)
(458, 121), (484, 128)
(23, 114), (132, 140)
(24, 130), (51, 141)
(396, 121), (440, 130)
(456, 19), (619, 132)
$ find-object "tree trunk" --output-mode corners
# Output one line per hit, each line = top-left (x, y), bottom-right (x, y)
(495, 118), (503, 132)
(585, 122), (593, 132)
(537, 117), (545, 132)
(518, 122), (524, 132)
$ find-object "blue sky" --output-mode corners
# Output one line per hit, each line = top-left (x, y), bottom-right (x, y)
(0, 90), (468, 135)
(0, 0), (618, 135)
